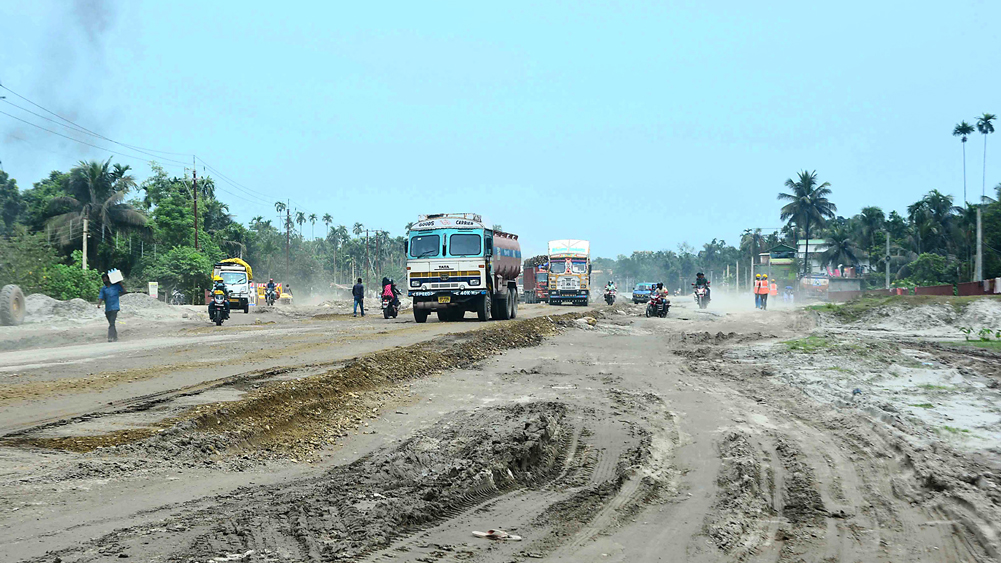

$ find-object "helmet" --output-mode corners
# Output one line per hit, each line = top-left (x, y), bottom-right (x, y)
(697, 272), (704, 277)
(269, 278), (273, 282)
(213, 276), (223, 282)
(763, 274), (768, 279)
(755, 274), (761, 279)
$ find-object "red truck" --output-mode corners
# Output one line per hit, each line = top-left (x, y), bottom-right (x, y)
(522, 264), (549, 303)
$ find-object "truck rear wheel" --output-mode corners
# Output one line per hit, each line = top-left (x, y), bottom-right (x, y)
(476, 295), (490, 321)
(0, 284), (26, 326)
(414, 309), (429, 323)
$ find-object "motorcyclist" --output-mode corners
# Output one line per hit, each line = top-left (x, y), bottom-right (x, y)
(382, 277), (401, 308)
(209, 275), (230, 316)
(265, 278), (277, 303)
(694, 272), (710, 301)
(654, 282), (669, 298)
(605, 280), (616, 292)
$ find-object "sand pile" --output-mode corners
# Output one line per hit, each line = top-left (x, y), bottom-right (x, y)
(118, 293), (186, 321)
(24, 294), (102, 324)
(957, 298), (1001, 330)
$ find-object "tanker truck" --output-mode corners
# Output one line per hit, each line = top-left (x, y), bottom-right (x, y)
(547, 239), (590, 306)
(406, 213), (522, 323)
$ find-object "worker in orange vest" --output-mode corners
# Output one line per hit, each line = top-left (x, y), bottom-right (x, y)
(769, 280), (779, 302)
(759, 274), (771, 310)
(754, 274), (763, 309)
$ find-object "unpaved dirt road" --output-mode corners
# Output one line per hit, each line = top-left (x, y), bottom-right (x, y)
(3, 294), (1001, 562)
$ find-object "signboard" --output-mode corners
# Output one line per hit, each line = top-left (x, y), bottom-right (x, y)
(148, 282), (158, 298)
(548, 239), (590, 257)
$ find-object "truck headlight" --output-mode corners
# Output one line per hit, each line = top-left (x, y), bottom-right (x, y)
(410, 279), (420, 287)
(469, 278), (480, 286)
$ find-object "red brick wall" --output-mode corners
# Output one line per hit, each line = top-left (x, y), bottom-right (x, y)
(914, 284), (954, 296)
(957, 281), (993, 296)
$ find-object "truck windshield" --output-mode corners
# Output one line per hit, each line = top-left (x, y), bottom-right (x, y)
(549, 260), (586, 274)
(448, 234), (481, 256)
(409, 234), (440, 258)
(221, 272), (247, 285)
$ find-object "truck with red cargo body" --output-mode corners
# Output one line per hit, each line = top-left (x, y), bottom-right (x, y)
(406, 213), (522, 323)
(522, 263), (549, 303)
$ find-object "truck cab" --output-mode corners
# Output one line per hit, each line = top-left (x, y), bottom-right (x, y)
(212, 258), (253, 313)
(547, 239), (590, 306)
(406, 214), (521, 323)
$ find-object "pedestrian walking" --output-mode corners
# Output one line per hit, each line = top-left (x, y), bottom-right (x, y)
(754, 274), (763, 309)
(97, 273), (126, 342)
(352, 277), (365, 317)
(760, 274), (770, 310)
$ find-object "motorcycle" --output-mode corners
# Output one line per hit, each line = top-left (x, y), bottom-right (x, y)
(170, 289), (185, 306)
(604, 289), (616, 305)
(209, 289), (230, 326)
(693, 284), (710, 309)
(645, 294), (670, 318)
(382, 296), (399, 319)
(265, 287), (277, 307)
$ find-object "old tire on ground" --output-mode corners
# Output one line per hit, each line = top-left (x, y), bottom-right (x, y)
(414, 309), (429, 323)
(0, 284), (26, 326)
(476, 295), (490, 321)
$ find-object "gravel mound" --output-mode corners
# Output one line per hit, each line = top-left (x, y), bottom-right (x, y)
(957, 298), (1001, 330)
(24, 293), (102, 324)
(118, 292), (186, 321)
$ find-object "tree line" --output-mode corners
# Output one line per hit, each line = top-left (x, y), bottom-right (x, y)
(0, 158), (406, 301)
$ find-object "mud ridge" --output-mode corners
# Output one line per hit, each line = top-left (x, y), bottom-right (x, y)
(9, 312), (590, 460)
(32, 402), (578, 562)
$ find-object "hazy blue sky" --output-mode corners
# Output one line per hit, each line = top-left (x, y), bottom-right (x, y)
(2, 1), (999, 258)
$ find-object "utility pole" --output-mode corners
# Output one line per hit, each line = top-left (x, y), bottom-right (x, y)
(736, 261), (739, 294)
(82, 217), (88, 270)
(285, 200), (291, 281)
(975, 207), (983, 282)
(885, 231), (890, 289)
(192, 156), (199, 251)
(365, 229), (371, 278)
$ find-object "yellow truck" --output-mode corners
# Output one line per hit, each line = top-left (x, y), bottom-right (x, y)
(213, 258), (253, 313)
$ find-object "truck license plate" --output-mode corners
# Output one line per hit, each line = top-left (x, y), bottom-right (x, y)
(438, 295), (451, 303)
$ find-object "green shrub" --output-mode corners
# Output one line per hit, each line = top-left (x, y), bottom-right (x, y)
(40, 251), (104, 300)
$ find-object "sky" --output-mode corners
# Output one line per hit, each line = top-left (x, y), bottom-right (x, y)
(1, 1), (999, 259)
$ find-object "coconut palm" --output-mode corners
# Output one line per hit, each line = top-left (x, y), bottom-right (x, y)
(977, 113), (996, 199)
(322, 213), (332, 237)
(295, 211), (306, 237)
(821, 225), (863, 272)
(858, 206), (885, 252)
(954, 121), (975, 203)
(46, 159), (147, 267)
(778, 170), (837, 275)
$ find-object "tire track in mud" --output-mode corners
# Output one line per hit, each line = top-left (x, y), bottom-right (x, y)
(27, 402), (648, 563)
(683, 323), (1001, 563)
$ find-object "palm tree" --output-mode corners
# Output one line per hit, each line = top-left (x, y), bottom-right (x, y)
(954, 121), (975, 203)
(977, 113), (996, 199)
(322, 213), (332, 238)
(308, 213), (317, 239)
(858, 206), (885, 252)
(46, 159), (147, 266)
(274, 201), (286, 227)
(295, 211), (306, 237)
(821, 225), (863, 273)
(906, 190), (960, 255)
(778, 170), (837, 275)
(353, 222), (364, 236)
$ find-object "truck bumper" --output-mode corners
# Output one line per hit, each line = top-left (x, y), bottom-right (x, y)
(548, 290), (588, 305)
(409, 289), (489, 310)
